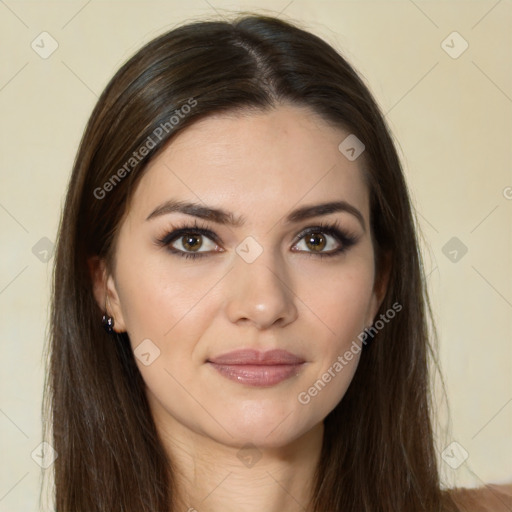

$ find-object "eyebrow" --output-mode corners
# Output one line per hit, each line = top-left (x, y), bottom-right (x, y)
(145, 199), (366, 231)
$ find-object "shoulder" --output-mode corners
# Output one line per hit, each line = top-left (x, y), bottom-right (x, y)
(446, 483), (512, 512)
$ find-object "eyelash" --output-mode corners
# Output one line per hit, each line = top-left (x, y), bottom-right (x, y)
(155, 219), (358, 260)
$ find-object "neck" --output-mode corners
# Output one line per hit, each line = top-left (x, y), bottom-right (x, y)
(159, 419), (324, 512)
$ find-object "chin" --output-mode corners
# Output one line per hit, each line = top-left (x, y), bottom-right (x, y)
(206, 406), (318, 450)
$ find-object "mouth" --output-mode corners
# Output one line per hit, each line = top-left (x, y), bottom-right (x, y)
(206, 349), (306, 387)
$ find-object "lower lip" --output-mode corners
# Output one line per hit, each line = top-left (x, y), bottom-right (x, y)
(207, 363), (304, 387)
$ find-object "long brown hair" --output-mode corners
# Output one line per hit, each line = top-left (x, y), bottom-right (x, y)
(44, 13), (459, 511)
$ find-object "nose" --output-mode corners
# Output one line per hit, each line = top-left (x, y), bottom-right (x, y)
(224, 249), (298, 330)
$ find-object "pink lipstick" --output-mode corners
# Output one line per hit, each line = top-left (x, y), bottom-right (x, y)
(207, 349), (305, 387)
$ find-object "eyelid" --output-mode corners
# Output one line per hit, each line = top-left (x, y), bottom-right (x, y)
(157, 221), (222, 247)
(291, 221), (358, 252)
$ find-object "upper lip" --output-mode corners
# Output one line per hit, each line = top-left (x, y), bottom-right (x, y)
(207, 349), (305, 365)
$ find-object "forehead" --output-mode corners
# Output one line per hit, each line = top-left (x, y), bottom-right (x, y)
(128, 104), (370, 224)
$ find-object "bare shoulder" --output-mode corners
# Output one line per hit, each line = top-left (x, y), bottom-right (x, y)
(447, 483), (512, 512)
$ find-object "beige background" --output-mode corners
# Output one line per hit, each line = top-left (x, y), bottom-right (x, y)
(1, 1), (511, 510)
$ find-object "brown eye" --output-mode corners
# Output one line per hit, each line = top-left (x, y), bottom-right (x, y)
(294, 228), (342, 254)
(157, 223), (224, 260)
(169, 232), (217, 254)
(181, 234), (203, 251)
(305, 232), (326, 252)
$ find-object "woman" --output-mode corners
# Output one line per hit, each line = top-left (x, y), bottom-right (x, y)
(44, 13), (511, 511)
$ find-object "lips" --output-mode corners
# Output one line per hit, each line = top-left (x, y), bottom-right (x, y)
(207, 349), (306, 387)
(207, 349), (305, 365)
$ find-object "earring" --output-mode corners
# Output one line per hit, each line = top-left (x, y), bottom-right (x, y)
(102, 295), (115, 334)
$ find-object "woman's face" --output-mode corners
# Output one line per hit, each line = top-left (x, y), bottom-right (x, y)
(103, 104), (386, 449)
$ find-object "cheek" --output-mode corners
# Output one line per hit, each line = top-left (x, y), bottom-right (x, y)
(289, 256), (376, 415)
(115, 247), (223, 346)
(115, 256), (222, 432)
(321, 275), (372, 343)
(297, 256), (375, 349)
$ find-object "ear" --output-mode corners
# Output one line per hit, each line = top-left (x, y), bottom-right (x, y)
(366, 249), (392, 326)
(87, 255), (127, 333)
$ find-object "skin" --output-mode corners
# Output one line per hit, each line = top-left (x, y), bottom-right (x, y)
(91, 104), (388, 511)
